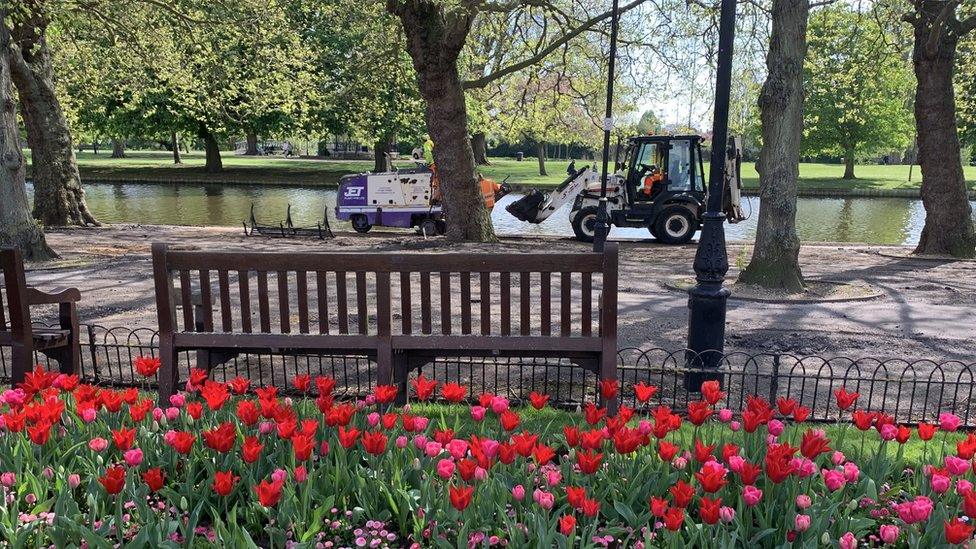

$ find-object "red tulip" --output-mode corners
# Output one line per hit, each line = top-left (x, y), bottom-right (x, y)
(142, 468), (165, 492)
(28, 421), (52, 446)
(612, 427), (642, 454)
(634, 382), (658, 403)
(698, 496), (721, 524)
(765, 443), (798, 483)
(669, 479), (694, 508)
(203, 422), (237, 453)
(237, 400), (260, 426)
(338, 426), (361, 449)
(700, 380), (724, 405)
(449, 484), (474, 511)
(255, 479), (284, 507)
(112, 427), (136, 451)
(721, 443), (740, 463)
(834, 387), (859, 411)
(497, 442), (516, 464)
(478, 393), (495, 408)
(186, 402), (203, 420)
(242, 436), (264, 463)
(658, 441), (679, 462)
(776, 397), (798, 416)
(799, 429), (831, 459)
(584, 403), (607, 425)
(563, 425), (580, 447)
(511, 432), (538, 457)
(566, 486), (586, 509)
(457, 458), (478, 481)
(918, 422), (937, 441)
(529, 391), (550, 410)
(374, 385), (398, 404)
(434, 429), (455, 445)
(793, 406), (811, 423)
(945, 517), (975, 545)
(188, 368), (209, 388)
(212, 470), (239, 496)
(169, 431), (196, 454)
(228, 376), (250, 395)
(293, 433), (316, 460)
(664, 507), (685, 531)
(292, 374), (311, 392)
(599, 379), (619, 400)
(360, 431), (388, 455)
(694, 461), (728, 493)
(687, 401), (713, 426)
(852, 410), (876, 431)
(895, 425), (912, 444)
(580, 429), (605, 451)
(964, 490), (976, 519)
(133, 356), (161, 377)
(99, 466), (126, 495)
(694, 439), (716, 463)
(581, 498), (600, 518)
(650, 496), (669, 518)
(500, 410), (521, 431)
(559, 514), (576, 535)
(381, 413), (398, 430)
(411, 375), (438, 401)
(533, 444), (556, 465)
(577, 450), (603, 475)
(325, 403), (354, 427)
(315, 376), (336, 396)
(958, 434), (976, 459)
(441, 382), (467, 403)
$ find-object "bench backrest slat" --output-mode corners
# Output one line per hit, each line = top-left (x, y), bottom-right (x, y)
(152, 244), (616, 343)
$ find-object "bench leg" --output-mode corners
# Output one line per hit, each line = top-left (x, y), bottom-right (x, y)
(375, 340), (394, 395)
(11, 342), (31, 385)
(599, 349), (619, 416)
(157, 339), (179, 406)
(393, 352), (409, 407)
(59, 302), (81, 376)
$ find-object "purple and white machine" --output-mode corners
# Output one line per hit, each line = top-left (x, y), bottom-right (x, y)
(335, 169), (445, 235)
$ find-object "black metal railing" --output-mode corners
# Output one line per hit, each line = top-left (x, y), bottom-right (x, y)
(2, 325), (974, 426)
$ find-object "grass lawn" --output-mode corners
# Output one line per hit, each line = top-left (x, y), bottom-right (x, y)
(26, 149), (976, 191)
(412, 402), (959, 467)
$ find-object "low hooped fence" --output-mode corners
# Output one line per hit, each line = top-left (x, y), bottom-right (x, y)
(2, 324), (975, 426)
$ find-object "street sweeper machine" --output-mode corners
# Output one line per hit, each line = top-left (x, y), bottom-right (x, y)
(505, 134), (746, 244)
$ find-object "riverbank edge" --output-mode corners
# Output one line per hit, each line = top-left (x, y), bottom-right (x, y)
(72, 175), (976, 199)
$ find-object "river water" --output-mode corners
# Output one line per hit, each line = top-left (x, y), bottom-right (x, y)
(33, 182), (976, 245)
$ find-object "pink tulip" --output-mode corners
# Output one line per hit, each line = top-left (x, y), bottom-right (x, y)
(958, 479), (973, 495)
(0, 472), (15, 487)
(165, 407), (180, 420)
(364, 395), (376, 406)
(946, 456), (970, 476)
(490, 396), (509, 414)
(794, 514), (811, 532)
(413, 435), (428, 450)
(895, 496), (933, 524)
(512, 485), (525, 501)
(88, 438), (108, 452)
(727, 455), (744, 473)
(480, 439), (500, 458)
(822, 469), (846, 492)
(729, 421), (741, 432)
(793, 458), (817, 479)
(436, 459), (455, 480)
(673, 457), (687, 470)
(474, 467), (487, 481)
(832, 451), (846, 465)
(838, 532), (857, 549)
(413, 417), (429, 431)
(294, 466), (308, 483)
(447, 439), (468, 460)
(879, 525), (899, 544)
(939, 412), (961, 432)
(546, 470), (562, 487)
(395, 435), (408, 449)
(718, 408), (733, 423)
(470, 406), (486, 422)
(637, 420), (653, 436)
(424, 442), (443, 458)
(123, 448), (143, 467)
(67, 474), (81, 489)
(320, 440), (330, 456)
(795, 495), (812, 509)
(533, 489), (554, 510)
(367, 412), (380, 427)
(843, 462), (860, 482)
(168, 394), (185, 407)
(271, 469), (288, 483)
(719, 506), (735, 523)
(152, 408), (164, 422)
(82, 408), (97, 423)
(743, 486), (763, 506)
(258, 421), (275, 435)
(930, 473), (950, 494)
(768, 419), (784, 436)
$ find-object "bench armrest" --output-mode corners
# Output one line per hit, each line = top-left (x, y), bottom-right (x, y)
(27, 287), (81, 305)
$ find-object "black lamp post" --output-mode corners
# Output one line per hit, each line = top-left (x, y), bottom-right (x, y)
(685, 0), (737, 390)
(592, 0), (620, 253)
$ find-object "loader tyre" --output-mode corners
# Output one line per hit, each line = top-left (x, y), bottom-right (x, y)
(572, 207), (600, 243)
(351, 215), (372, 233)
(435, 220), (447, 235)
(654, 207), (695, 245)
(418, 218), (438, 236)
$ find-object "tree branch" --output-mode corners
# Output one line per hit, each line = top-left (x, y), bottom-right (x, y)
(462, 0), (649, 89)
(959, 14), (976, 36)
(926, 0), (959, 57)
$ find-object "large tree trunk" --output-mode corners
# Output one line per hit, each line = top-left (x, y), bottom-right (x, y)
(0, 23), (53, 259)
(244, 131), (259, 155)
(738, 0), (808, 293)
(171, 132), (182, 164)
(390, 0), (495, 242)
(7, 2), (98, 227)
(910, 2), (975, 258)
(373, 136), (391, 172)
(201, 129), (223, 173)
(536, 141), (547, 176)
(110, 138), (125, 158)
(471, 132), (490, 165)
(842, 146), (855, 179)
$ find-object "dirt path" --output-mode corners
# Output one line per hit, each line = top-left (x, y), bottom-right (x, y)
(24, 224), (976, 363)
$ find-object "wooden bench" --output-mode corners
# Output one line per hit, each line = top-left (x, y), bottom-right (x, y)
(0, 248), (82, 382)
(151, 242), (618, 409)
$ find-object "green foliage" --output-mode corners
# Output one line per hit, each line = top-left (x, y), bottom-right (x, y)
(957, 28), (976, 149)
(802, 5), (914, 160)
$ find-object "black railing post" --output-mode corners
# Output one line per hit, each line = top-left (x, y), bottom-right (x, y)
(685, 0), (737, 391)
(769, 354), (781, 404)
(593, 0), (620, 253)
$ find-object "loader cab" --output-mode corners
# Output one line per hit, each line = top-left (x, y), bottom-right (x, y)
(622, 135), (706, 206)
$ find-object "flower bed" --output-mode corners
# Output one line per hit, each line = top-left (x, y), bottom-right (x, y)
(2, 362), (975, 547)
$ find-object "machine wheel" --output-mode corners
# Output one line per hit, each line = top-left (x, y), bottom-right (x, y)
(351, 215), (372, 233)
(435, 220), (447, 235)
(654, 207), (696, 245)
(418, 218), (438, 236)
(571, 207), (600, 243)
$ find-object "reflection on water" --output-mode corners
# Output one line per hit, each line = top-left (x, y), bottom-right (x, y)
(27, 182), (976, 246)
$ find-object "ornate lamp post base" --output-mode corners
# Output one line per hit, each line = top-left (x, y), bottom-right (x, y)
(685, 211), (730, 390)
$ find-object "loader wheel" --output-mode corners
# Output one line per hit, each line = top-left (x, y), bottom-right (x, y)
(572, 207), (600, 243)
(351, 215), (372, 233)
(418, 218), (438, 236)
(654, 207), (696, 245)
(435, 220), (447, 235)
